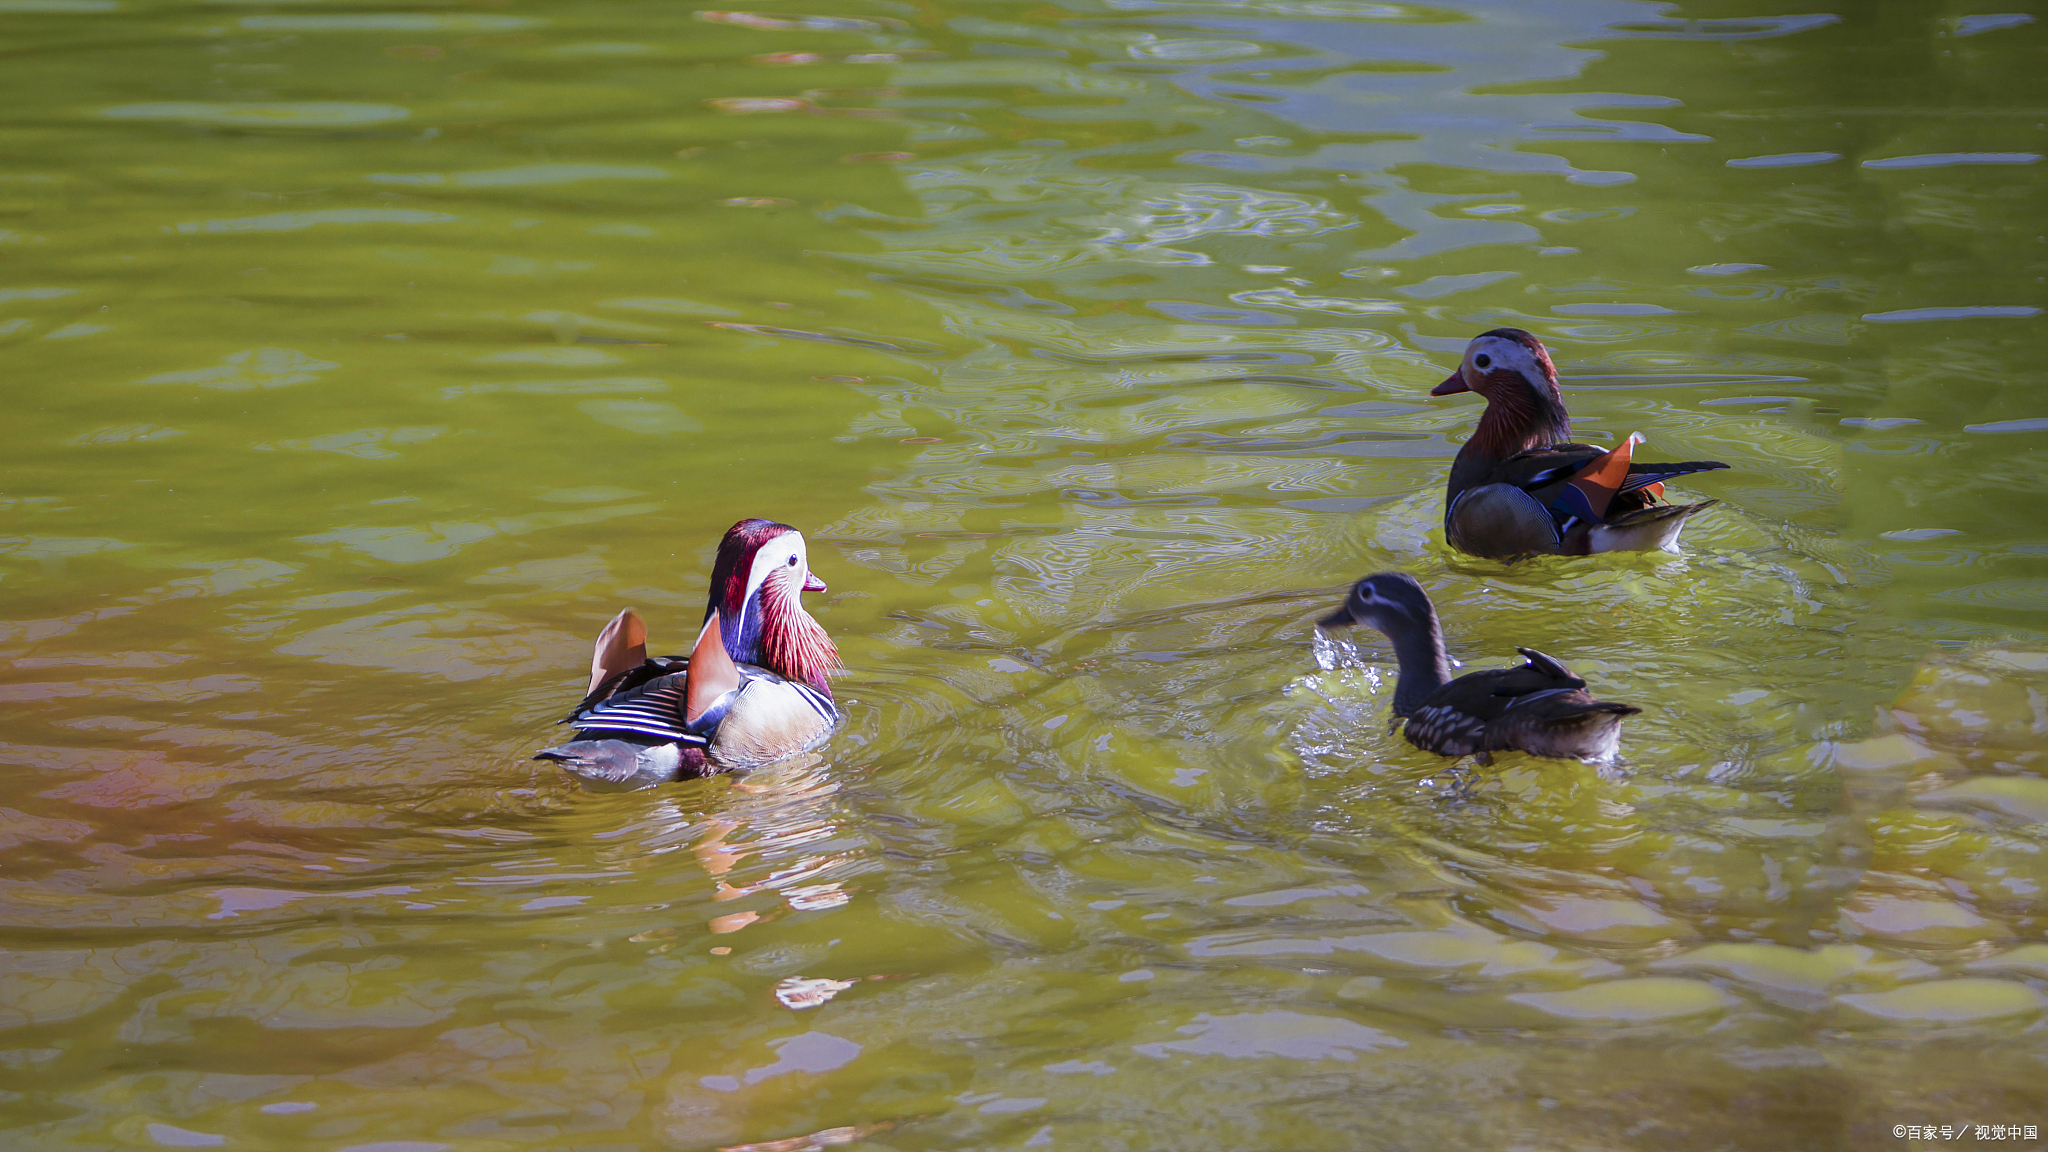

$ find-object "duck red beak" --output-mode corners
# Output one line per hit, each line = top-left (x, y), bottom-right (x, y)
(1430, 369), (1470, 396)
(802, 571), (827, 593)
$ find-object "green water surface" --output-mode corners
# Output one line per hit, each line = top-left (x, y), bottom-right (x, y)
(3, 1), (2046, 1149)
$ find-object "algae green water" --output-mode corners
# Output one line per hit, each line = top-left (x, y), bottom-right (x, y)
(3, 1), (2047, 1148)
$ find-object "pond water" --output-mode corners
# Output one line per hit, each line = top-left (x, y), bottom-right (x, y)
(3, 1), (2046, 1148)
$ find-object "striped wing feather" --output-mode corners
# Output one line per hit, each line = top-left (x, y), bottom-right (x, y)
(568, 662), (702, 744)
(561, 656), (689, 727)
(564, 657), (837, 752)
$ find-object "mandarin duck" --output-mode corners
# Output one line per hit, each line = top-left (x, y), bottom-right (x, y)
(1318, 573), (1639, 762)
(535, 518), (841, 787)
(1433, 328), (1729, 559)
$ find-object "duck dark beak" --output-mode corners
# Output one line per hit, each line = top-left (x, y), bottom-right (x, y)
(1430, 369), (1470, 397)
(1317, 607), (1355, 628)
(802, 571), (828, 593)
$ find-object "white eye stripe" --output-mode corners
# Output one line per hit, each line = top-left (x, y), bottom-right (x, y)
(1468, 337), (1547, 388)
(740, 532), (808, 615)
(1357, 585), (1404, 607)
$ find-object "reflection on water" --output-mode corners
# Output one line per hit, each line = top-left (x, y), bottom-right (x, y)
(3, 0), (2047, 1148)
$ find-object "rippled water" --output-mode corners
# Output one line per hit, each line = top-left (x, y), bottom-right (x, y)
(3, 2), (2046, 1149)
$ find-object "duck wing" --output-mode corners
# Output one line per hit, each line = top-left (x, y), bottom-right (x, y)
(565, 661), (703, 743)
(1619, 459), (1728, 494)
(1508, 647), (1582, 687)
(1479, 443), (1605, 491)
(561, 656), (689, 725)
(565, 658), (834, 753)
(586, 608), (648, 696)
(1402, 693), (1493, 758)
(1480, 649), (1639, 759)
(1485, 688), (1641, 761)
(1496, 444), (1727, 494)
(1487, 442), (1729, 520)
(1403, 664), (1551, 755)
(1401, 650), (1589, 757)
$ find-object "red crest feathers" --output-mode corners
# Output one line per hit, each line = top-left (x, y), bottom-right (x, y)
(707, 517), (794, 625)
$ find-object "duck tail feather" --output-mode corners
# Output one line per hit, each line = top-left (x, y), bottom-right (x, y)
(1546, 699), (1642, 721)
(1589, 500), (1717, 553)
(1620, 460), (1729, 493)
(535, 740), (643, 783)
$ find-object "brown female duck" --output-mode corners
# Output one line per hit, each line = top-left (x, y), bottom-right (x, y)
(536, 518), (840, 787)
(1318, 572), (1638, 762)
(1434, 328), (1729, 559)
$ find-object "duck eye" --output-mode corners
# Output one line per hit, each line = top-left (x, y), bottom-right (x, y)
(787, 555), (798, 567)
(1474, 353), (1492, 369)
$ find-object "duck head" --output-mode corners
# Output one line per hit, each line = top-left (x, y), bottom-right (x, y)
(1317, 571), (1454, 710)
(1431, 328), (1560, 399)
(1318, 571), (1438, 639)
(698, 518), (839, 692)
(1431, 328), (1571, 454)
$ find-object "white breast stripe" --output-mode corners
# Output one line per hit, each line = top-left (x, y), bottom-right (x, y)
(792, 681), (838, 723)
(731, 662), (836, 724)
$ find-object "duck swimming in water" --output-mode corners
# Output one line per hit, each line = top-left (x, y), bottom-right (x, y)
(1434, 328), (1730, 560)
(536, 518), (840, 787)
(1318, 572), (1638, 762)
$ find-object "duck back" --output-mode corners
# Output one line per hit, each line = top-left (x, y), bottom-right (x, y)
(1400, 648), (1638, 761)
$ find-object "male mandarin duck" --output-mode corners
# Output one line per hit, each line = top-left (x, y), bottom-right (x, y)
(1319, 573), (1639, 762)
(535, 518), (841, 787)
(1433, 328), (1730, 559)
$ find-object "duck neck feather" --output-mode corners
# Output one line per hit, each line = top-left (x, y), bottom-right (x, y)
(1385, 616), (1452, 718)
(1465, 372), (1572, 461)
(758, 578), (839, 695)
